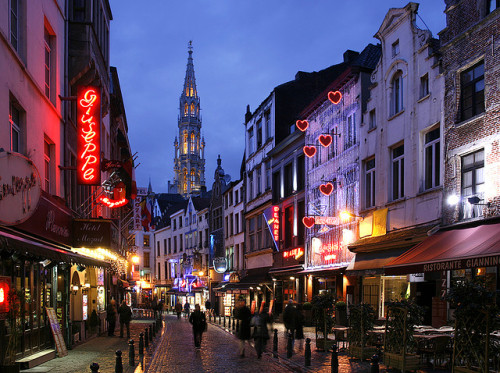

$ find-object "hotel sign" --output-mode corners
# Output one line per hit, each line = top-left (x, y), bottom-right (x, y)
(73, 219), (111, 248)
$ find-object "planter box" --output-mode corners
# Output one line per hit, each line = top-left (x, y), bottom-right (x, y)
(454, 367), (480, 373)
(384, 352), (420, 371)
(349, 345), (377, 360)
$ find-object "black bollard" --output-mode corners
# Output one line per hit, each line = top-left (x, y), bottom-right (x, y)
(128, 339), (135, 366)
(232, 317), (235, 330)
(331, 345), (338, 373)
(236, 319), (239, 333)
(144, 328), (149, 348)
(223, 315), (226, 328)
(149, 324), (153, 341)
(138, 333), (144, 355)
(115, 350), (123, 373)
(273, 329), (278, 358)
(287, 332), (293, 358)
(305, 338), (311, 367)
(219, 315), (221, 325)
(90, 362), (100, 372)
(370, 354), (380, 373)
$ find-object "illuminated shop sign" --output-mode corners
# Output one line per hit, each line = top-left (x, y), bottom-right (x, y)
(77, 86), (101, 185)
(263, 206), (280, 251)
(302, 216), (339, 228)
(0, 276), (11, 318)
(283, 247), (304, 260)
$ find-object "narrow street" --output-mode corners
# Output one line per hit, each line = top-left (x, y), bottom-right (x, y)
(147, 315), (292, 373)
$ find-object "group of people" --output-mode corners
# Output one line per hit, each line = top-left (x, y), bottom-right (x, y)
(283, 299), (305, 351)
(174, 300), (192, 319)
(106, 299), (133, 338)
(235, 299), (272, 359)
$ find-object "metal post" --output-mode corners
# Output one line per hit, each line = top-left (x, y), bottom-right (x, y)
(223, 315), (226, 328)
(370, 354), (379, 373)
(128, 340), (135, 366)
(331, 345), (338, 373)
(144, 328), (149, 348)
(236, 319), (239, 333)
(219, 315), (221, 325)
(273, 329), (278, 358)
(115, 350), (123, 373)
(149, 324), (154, 341)
(287, 332), (293, 358)
(90, 362), (100, 372)
(305, 338), (311, 366)
(138, 333), (144, 355)
(232, 317), (235, 330)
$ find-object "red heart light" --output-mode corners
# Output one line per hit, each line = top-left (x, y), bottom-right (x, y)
(303, 146), (317, 158)
(319, 183), (334, 196)
(296, 120), (309, 132)
(328, 90), (342, 104)
(319, 134), (332, 147)
(302, 217), (315, 229)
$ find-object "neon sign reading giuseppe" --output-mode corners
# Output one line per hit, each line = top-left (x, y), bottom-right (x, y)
(77, 87), (101, 185)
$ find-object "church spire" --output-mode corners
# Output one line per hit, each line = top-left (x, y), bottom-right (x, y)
(182, 40), (197, 100)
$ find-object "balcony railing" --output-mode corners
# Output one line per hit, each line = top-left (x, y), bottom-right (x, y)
(460, 192), (486, 220)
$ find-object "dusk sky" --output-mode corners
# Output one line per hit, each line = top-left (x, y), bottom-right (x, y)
(109, 0), (447, 192)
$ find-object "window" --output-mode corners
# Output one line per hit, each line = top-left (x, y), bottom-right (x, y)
(461, 149), (485, 219)
(173, 219), (176, 230)
(73, 0), (86, 21)
(235, 190), (239, 204)
(296, 155), (305, 191)
(143, 235), (150, 247)
(179, 234), (183, 251)
(179, 216), (182, 228)
(44, 138), (54, 193)
(43, 26), (55, 102)
(419, 73), (429, 99)
(190, 132), (195, 153)
(364, 158), (376, 209)
(265, 161), (271, 190)
(229, 191), (233, 206)
(256, 120), (262, 148)
(392, 40), (400, 57)
(9, 101), (22, 153)
(248, 126), (254, 154)
(163, 239), (167, 255)
(297, 200), (305, 245)
(368, 109), (376, 130)
(460, 61), (485, 121)
(157, 241), (160, 257)
(10, 0), (19, 51)
(256, 166), (262, 195)
(248, 171), (253, 201)
(143, 252), (150, 268)
(391, 144), (405, 200)
(487, 0), (499, 14)
(328, 127), (338, 160)
(248, 217), (255, 251)
(164, 262), (168, 280)
(272, 171), (280, 203)
(235, 212), (239, 233)
(284, 205), (293, 248)
(256, 215), (263, 249)
(345, 113), (356, 149)
(284, 162), (293, 197)
(424, 127), (440, 190)
(173, 236), (177, 253)
(265, 110), (271, 140)
(230, 213), (234, 236)
(391, 71), (404, 116)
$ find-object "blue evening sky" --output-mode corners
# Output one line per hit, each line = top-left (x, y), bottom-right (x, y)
(109, 0), (447, 192)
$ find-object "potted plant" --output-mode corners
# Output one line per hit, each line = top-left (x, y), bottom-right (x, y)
(0, 289), (22, 373)
(335, 301), (348, 326)
(311, 292), (335, 351)
(446, 277), (500, 373)
(348, 303), (377, 360)
(302, 302), (313, 326)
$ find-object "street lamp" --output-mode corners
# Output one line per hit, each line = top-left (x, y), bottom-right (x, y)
(72, 285), (79, 295)
(339, 210), (363, 222)
(131, 255), (139, 264)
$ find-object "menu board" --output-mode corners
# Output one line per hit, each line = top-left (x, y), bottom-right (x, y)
(46, 307), (67, 357)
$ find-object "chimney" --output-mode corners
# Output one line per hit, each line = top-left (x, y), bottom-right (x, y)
(343, 50), (359, 63)
(245, 105), (252, 124)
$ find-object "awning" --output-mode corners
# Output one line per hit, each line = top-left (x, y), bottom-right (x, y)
(345, 247), (411, 276)
(268, 264), (304, 275)
(385, 220), (500, 275)
(239, 267), (273, 284)
(0, 228), (110, 268)
(298, 266), (346, 276)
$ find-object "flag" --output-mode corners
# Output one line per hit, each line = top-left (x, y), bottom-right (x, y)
(140, 198), (152, 231)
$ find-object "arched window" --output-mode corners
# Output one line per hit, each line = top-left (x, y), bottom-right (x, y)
(190, 103), (195, 116)
(183, 131), (188, 154)
(184, 103), (188, 115)
(190, 132), (195, 153)
(183, 169), (188, 193)
(186, 87), (189, 96)
(391, 71), (404, 116)
(190, 169), (196, 189)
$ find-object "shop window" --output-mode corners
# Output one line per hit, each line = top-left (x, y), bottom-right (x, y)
(284, 162), (293, 197)
(380, 276), (408, 318)
(362, 277), (379, 316)
(460, 61), (484, 121)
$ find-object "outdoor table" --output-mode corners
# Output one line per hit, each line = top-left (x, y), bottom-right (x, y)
(332, 326), (349, 350)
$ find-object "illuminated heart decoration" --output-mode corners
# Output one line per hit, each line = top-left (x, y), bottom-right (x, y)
(296, 120), (309, 132)
(328, 90), (342, 104)
(319, 183), (334, 196)
(319, 134), (332, 147)
(303, 146), (317, 158)
(302, 217), (315, 229)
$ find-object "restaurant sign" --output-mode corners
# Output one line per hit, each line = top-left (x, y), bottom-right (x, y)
(73, 219), (111, 248)
(0, 152), (41, 225)
(385, 255), (500, 275)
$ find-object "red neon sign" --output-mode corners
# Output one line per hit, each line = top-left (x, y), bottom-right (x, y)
(283, 247), (304, 260)
(77, 87), (101, 185)
(99, 196), (128, 208)
(0, 276), (11, 317)
(328, 90), (342, 105)
(272, 206), (280, 243)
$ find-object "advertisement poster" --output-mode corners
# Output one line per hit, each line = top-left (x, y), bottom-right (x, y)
(250, 300), (256, 314)
(82, 294), (88, 321)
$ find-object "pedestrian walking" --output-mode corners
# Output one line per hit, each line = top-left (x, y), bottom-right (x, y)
(175, 301), (182, 319)
(295, 303), (305, 351)
(118, 299), (132, 339)
(106, 299), (117, 336)
(184, 300), (190, 318)
(205, 299), (211, 312)
(283, 299), (297, 347)
(189, 304), (207, 348)
(235, 299), (252, 358)
(251, 307), (271, 359)
(152, 297), (158, 318)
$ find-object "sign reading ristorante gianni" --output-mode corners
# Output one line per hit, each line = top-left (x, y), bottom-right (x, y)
(73, 219), (111, 248)
(0, 152), (41, 225)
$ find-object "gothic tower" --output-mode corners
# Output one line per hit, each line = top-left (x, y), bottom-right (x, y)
(173, 41), (206, 197)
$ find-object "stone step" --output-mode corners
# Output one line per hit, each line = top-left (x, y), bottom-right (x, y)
(17, 349), (56, 370)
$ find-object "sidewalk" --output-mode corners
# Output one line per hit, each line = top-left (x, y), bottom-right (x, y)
(22, 319), (162, 373)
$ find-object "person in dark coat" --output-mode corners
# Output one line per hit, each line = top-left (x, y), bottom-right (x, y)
(175, 301), (183, 319)
(251, 308), (272, 359)
(184, 301), (190, 318)
(106, 299), (117, 336)
(236, 299), (252, 357)
(295, 303), (305, 351)
(283, 299), (297, 346)
(118, 300), (132, 338)
(189, 304), (207, 348)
